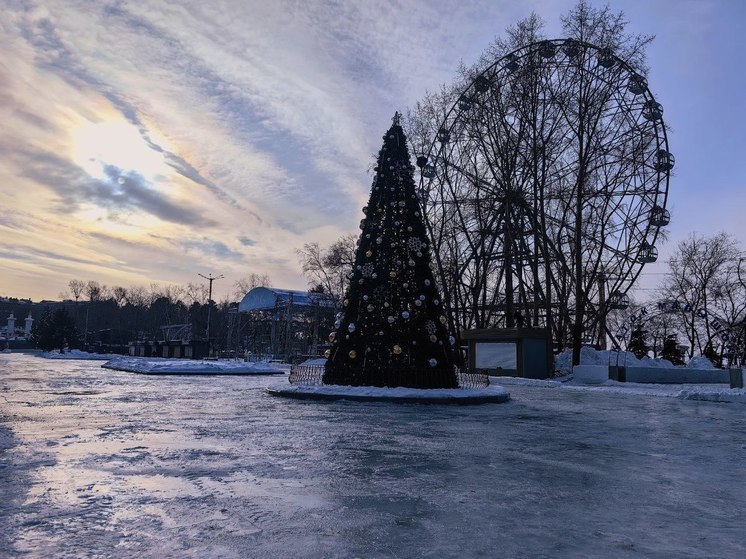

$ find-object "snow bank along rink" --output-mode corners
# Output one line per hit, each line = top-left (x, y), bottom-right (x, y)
(101, 356), (287, 375)
(39, 349), (124, 360)
(2, 353), (746, 558)
(268, 382), (510, 404)
(497, 376), (746, 404)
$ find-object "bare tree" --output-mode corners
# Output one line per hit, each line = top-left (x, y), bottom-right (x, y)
(183, 282), (209, 306)
(660, 233), (743, 359)
(84, 281), (103, 302)
(233, 273), (271, 301)
(297, 234), (356, 304)
(112, 286), (128, 307)
(68, 279), (85, 303)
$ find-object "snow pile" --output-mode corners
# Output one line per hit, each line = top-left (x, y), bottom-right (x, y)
(102, 357), (286, 375)
(686, 355), (716, 369)
(268, 382), (510, 403)
(498, 376), (746, 403)
(555, 347), (643, 375)
(638, 356), (675, 368)
(40, 349), (123, 360)
(555, 347), (721, 375)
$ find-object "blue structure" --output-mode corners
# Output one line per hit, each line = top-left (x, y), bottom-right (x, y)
(237, 287), (336, 359)
(238, 287), (335, 313)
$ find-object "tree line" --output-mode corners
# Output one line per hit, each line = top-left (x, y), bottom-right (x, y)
(298, 232), (746, 368)
(29, 274), (271, 353)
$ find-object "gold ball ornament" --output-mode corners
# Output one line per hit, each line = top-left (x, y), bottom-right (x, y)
(430, 334), (437, 343)
(348, 350), (357, 359)
(343, 299), (349, 307)
(389, 270), (397, 278)
(393, 345), (402, 355)
(365, 250), (372, 257)
(440, 316), (447, 324)
(324, 349), (331, 358)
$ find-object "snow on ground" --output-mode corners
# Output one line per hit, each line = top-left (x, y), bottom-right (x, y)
(39, 349), (123, 360)
(102, 356), (287, 375)
(496, 375), (746, 403)
(554, 346), (721, 375)
(686, 355), (717, 369)
(268, 382), (510, 403)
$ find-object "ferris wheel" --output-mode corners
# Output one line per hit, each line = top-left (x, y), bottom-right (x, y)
(416, 38), (672, 346)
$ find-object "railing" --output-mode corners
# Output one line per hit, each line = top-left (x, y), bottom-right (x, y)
(288, 364), (489, 389)
(288, 365), (325, 386)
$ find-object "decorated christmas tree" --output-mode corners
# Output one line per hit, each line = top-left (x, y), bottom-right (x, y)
(323, 113), (461, 389)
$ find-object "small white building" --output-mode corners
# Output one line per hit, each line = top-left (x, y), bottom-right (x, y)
(6, 313), (15, 339)
(24, 313), (33, 338)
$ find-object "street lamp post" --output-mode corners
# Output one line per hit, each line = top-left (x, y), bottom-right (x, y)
(198, 273), (224, 355)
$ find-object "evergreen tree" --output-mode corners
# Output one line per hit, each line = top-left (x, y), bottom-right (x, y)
(323, 113), (460, 388)
(30, 308), (78, 352)
(627, 325), (649, 359)
(661, 334), (685, 366)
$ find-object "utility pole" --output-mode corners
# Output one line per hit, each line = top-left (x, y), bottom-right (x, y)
(198, 273), (223, 353)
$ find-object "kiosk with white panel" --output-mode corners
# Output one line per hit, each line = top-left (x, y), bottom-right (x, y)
(461, 328), (553, 379)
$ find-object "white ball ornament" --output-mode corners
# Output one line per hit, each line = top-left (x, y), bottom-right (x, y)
(387, 316), (395, 324)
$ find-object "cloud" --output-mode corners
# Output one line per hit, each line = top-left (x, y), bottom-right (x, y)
(178, 237), (244, 261)
(1, 0), (743, 302)
(16, 148), (214, 227)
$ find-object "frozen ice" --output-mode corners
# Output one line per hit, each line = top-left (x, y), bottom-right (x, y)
(1, 353), (745, 558)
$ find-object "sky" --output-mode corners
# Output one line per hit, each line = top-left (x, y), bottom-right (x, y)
(1, 0), (744, 302)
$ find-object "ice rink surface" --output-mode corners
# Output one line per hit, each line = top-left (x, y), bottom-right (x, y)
(1, 353), (745, 558)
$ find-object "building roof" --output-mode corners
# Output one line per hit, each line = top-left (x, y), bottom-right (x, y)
(238, 287), (336, 313)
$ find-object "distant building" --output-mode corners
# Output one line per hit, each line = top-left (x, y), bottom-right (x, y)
(24, 313), (33, 338)
(237, 287), (336, 359)
(5, 313), (15, 339)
